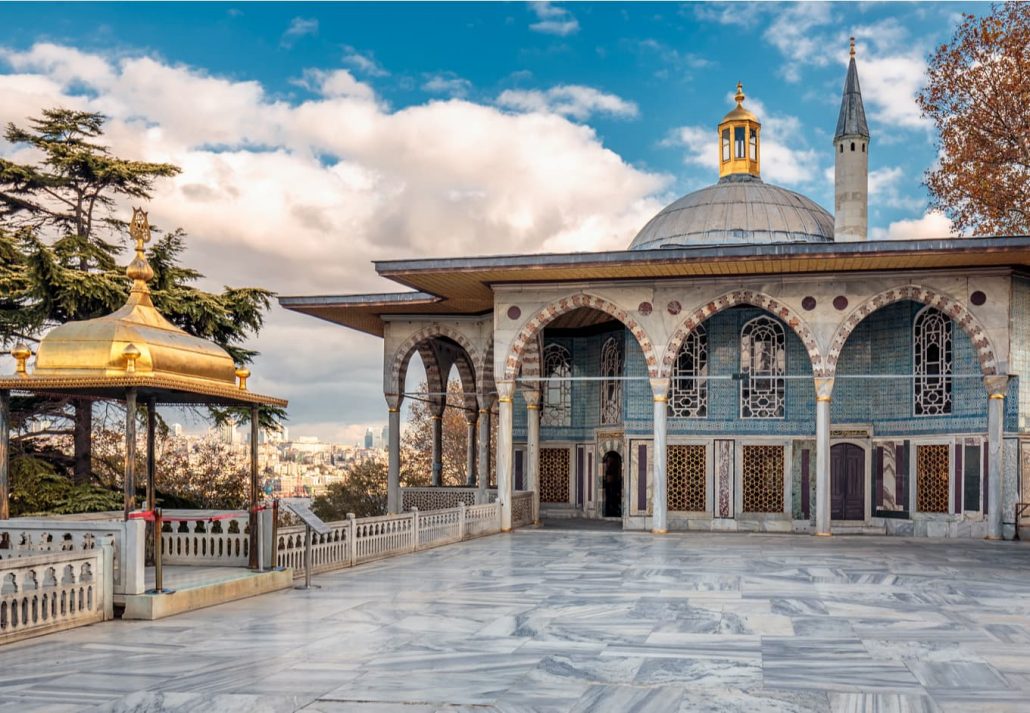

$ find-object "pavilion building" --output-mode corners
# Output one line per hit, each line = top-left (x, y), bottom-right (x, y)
(282, 43), (1030, 539)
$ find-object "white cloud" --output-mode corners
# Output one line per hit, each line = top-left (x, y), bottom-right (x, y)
(528, 2), (579, 36)
(295, 68), (376, 100)
(342, 45), (388, 77)
(497, 85), (639, 120)
(692, 2), (768, 29)
(763, 3), (834, 82)
(0, 42), (668, 437)
(422, 72), (472, 98)
(855, 51), (929, 130)
(281, 17), (318, 47)
(869, 210), (955, 240)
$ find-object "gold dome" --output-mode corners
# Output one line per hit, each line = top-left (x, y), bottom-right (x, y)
(720, 82), (759, 124)
(32, 209), (238, 386)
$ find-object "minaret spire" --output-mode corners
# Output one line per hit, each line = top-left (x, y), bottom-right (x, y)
(833, 38), (870, 242)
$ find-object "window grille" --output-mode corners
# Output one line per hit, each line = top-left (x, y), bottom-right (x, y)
(541, 343), (572, 427)
(740, 316), (785, 419)
(914, 307), (952, 416)
(670, 326), (708, 418)
(741, 445), (784, 513)
(916, 444), (949, 513)
(600, 336), (622, 425)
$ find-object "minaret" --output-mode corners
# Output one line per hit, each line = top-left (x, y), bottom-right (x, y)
(833, 38), (870, 242)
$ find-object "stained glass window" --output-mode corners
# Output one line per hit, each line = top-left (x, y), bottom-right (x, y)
(914, 308), (952, 416)
(740, 316), (785, 419)
(541, 343), (571, 427)
(600, 336), (622, 425)
(670, 326), (708, 418)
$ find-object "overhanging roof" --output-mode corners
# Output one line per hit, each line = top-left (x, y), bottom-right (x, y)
(279, 236), (1030, 337)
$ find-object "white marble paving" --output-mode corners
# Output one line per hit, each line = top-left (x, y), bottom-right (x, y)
(1, 530), (1030, 711)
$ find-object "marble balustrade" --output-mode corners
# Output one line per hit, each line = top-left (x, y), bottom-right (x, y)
(401, 487), (498, 511)
(276, 496), (530, 579)
(0, 518), (144, 595)
(161, 514), (250, 567)
(0, 537), (114, 645)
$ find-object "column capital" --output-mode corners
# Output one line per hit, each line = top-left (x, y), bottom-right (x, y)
(813, 377), (834, 402)
(523, 390), (541, 408)
(984, 375), (1010, 400)
(385, 392), (404, 411)
(496, 380), (515, 403)
(649, 377), (671, 401)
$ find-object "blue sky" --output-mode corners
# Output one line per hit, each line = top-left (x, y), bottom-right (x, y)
(0, 2), (990, 441)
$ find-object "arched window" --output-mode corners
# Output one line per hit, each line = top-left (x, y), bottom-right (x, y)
(850, 141), (856, 152)
(740, 316), (785, 419)
(670, 325), (708, 418)
(541, 343), (572, 427)
(839, 143), (844, 153)
(721, 129), (730, 162)
(749, 129), (757, 161)
(914, 307), (952, 416)
(600, 336), (623, 425)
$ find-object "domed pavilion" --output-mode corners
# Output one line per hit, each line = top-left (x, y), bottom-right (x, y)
(282, 41), (1030, 541)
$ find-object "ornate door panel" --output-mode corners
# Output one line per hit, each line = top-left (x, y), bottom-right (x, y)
(540, 448), (571, 504)
(831, 444), (865, 521)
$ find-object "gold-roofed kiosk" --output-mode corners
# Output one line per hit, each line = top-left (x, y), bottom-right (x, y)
(0, 208), (286, 572)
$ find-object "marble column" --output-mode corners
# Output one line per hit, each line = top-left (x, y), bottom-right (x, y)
(386, 393), (403, 514)
(124, 387), (137, 519)
(496, 380), (515, 531)
(650, 377), (670, 534)
(465, 412), (477, 486)
(477, 398), (492, 503)
(524, 389), (541, 524)
(814, 377), (834, 537)
(985, 376), (1009, 540)
(249, 405), (260, 570)
(430, 399), (444, 486)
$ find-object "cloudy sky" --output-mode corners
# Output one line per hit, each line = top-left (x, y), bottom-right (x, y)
(0, 2), (984, 443)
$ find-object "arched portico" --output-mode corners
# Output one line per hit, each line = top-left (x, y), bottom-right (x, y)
(660, 289), (824, 379)
(820, 285), (1008, 539)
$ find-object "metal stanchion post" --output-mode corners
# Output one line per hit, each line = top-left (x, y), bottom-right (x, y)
(294, 522), (320, 590)
(148, 508), (174, 595)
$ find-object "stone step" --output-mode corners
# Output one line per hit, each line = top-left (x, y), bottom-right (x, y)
(831, 523), (887, 536)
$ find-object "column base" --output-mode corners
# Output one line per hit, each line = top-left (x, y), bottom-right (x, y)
(815, 532), (832, 537)
(501, 527), (512, 533)
(985, 535), (1003, 541)
(652, 528), (668, 535)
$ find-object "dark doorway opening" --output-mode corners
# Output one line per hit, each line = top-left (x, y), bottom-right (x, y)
(602, 451), (623, 518)
(831, 443), (865, 520)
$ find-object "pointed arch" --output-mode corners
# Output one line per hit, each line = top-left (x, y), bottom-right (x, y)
(825, 286), (998, 377)
(388, 324), (481, 397)
(502, 293), (659, 382)
(661, 290), (823, 379)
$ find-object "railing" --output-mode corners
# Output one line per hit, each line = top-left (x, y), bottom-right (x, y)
(0, 539), (114, 645)
(401, 487), (497, 511)
(161, 513), (251, 567)
(276, 493), (531, 579)
(0, 517), (145, 595)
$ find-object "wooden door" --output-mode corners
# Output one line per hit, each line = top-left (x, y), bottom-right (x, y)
(831, 444), (865, 521)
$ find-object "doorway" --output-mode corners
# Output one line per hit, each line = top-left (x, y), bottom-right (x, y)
(602, 451), (623, 518)
(830, 443), (865, 520)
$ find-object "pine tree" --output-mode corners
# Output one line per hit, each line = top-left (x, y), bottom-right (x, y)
(0, 108), (279, 491)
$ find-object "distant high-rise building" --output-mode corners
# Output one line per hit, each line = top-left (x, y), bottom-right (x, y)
(364, 427), (374, 449)
(220, 420), (239, 445)
(381, 425), (389, 448)
(172, 423), (183, 438)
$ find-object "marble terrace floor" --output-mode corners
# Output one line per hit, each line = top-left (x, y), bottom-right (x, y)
(4, 531), (1030, 713)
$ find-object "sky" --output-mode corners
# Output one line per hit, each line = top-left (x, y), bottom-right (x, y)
(0, 1), (988, 443)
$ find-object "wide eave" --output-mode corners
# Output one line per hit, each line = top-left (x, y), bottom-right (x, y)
(0, 373), (287, 407)
(279, 237), (1030, 337)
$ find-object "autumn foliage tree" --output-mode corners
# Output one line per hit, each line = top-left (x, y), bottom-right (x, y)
(917, 2), (1030, 235)
(401, 380), (473, 486)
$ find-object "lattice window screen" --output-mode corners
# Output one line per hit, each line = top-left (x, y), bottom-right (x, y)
(670, 326), (708, 419)
(600, 336), (623, 425)
(540, 448), (570, 504)
(740, 317), (785, 419)
(668, 445), (706, 512)
(916, 444), (949, 513)
(541, 343), (572, 427)
(914, 308), (952, 416)
(741, 445), (784, 513)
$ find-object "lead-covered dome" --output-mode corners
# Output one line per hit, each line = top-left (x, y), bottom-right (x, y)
(629, 174), (835, 250)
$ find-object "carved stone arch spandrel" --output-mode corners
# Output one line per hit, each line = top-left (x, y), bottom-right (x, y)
(661, 290), (823, 378)
(388, 324), (482, 396)
(825, 286), (999, 377)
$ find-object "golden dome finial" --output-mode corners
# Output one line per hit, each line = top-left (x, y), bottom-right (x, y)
(11, 342), (31, 376)
(735, 82), (745, 107)
(123, 343), (141, 374)
(850, 36), (856, 58)
(235, 367), (251, 391)
(127, 207), (154, 289)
